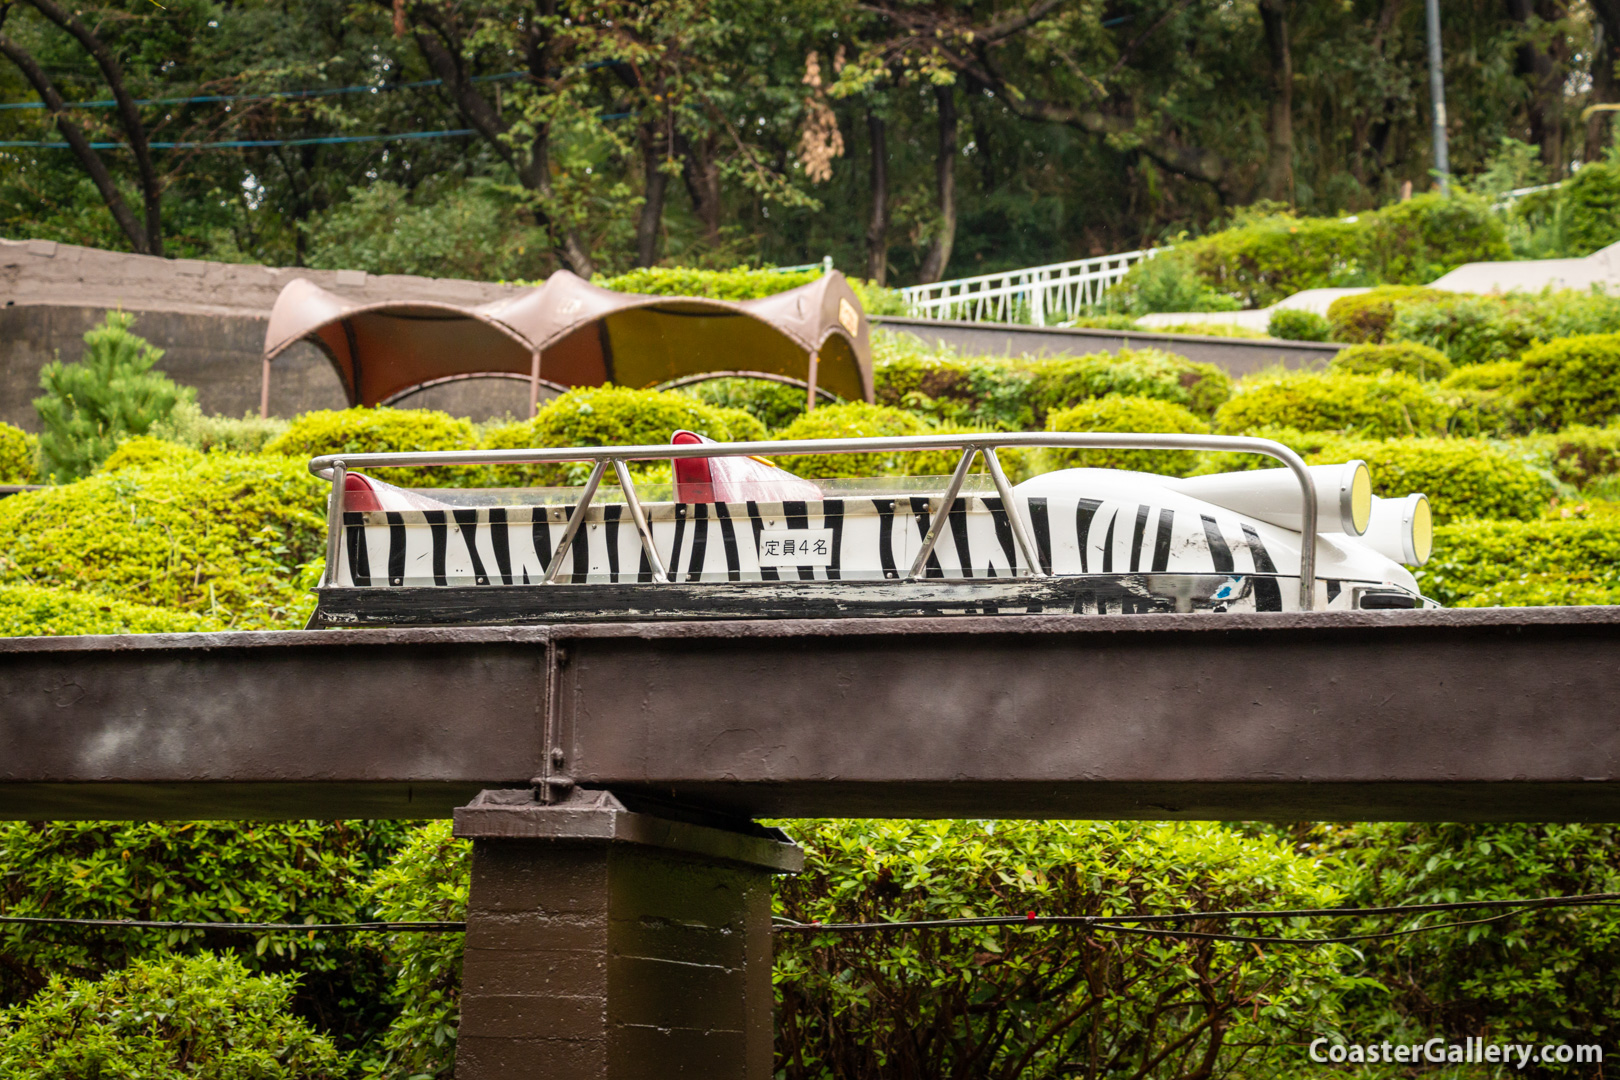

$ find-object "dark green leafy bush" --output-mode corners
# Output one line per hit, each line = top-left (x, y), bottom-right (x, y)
(1320, 437), (1555, 524)
(1028, 349), (1231, 421)
(683, 376), (810, 431)
(33, 312), (193, 481)
(265, 406), (477, 488)
(874, 348), (1038, 430)
(1417, 503), (1620, 606)
(1045, 395), (1209, 475)
(1361, 192), (1511, 283)
(1179, 214), (1366, 308)
(1559, 161), (1620, 255)
(1518, 333), (1620, 429)
(1326, 286), (1453, 344)
(0, 819), (411, 1047)
(359, 821), (468, 1080)
(479, 386), (766, 486)
(1330, 341), (1453, 380)
(1111, 250), (1241, 313)
(1543, 424), (1620, 489)
(1267, 308), (1332, 342)
(775, 819), (1353, 1080)
(0, 454), (324, 630)
(0, 584), (219, 636)
(0, 421), (35, 483)
(1213, 371), (1450, 438)
(0, 953), (350, 1079)
(1390, 294), (1538, 367)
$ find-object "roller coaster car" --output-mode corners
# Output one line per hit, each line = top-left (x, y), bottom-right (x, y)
(307, 431), (1434, 627)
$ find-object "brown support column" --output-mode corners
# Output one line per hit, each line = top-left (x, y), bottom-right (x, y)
(804, 351), (819, 413)
(260, 354), (272, 419)
(529, 350), (542, 418)
(452, 788), (802, 1080)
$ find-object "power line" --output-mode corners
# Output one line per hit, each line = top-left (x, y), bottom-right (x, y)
(0, 71), (526, 111)
(0, 128), (475, 150)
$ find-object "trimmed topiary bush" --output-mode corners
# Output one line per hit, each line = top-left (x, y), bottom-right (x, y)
(874, 348), (1037, 431)
(1267, 308), (1332, 342)
(596, 265), (906, 315)
(1028, 349), (1231, 422)
(0, 584), (220, 637)
(1518, 333), (1620, 429)
(98, 435), (204, 474)
(1327, 286), (1452, 344)
(1440, 360), (1524, 392)
(0, 953), (350, 1079)
(265, 406), (477, 488)
(1318, 438), (1555, 524)
(1330, 341), (1453, 381)
(1045, 395), (1209, 476)
(0, 421), (35, 484)
(1213, 371), (1450, 438)
(1419, 506), (1620, 606)
(770, 401), (949, 477)
(1544, 425), (1620, 490)
(0, 454), (324, 630)
(1560, 160), (1620, 255)
(1390, 295), (1538, 367)
(480, 385), (766, 486)
(1361, 191), (1511, 283)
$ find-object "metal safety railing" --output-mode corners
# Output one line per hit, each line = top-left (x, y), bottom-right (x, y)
(310, 432), (1319, 609)
(898, 249), (1162, 326)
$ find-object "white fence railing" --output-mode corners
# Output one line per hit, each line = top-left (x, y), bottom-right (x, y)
(898, 248), (1162, 326)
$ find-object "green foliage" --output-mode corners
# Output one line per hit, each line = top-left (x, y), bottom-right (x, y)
(480, 386), (765, 486)
(1110, 250), (1241, 313)
(1045, 395), (1209, 476)
(775, 818), (1353, 1080)
(32, 313), (194, 482)
(1518, 333), (1620, 429)
(1335, 820), (1620, 1057)
(1543, 425), (1620, 490)
(1062, 314), (1143, 330)
(770, 401), (945, 477)
(1267, 308), (1332, 342)
(1390, 294), (1538, 367)
(1319, 438), (1555, 524)
(0, 422), (35, 483)
(359, 822), (469, 1080)
(1214, 371), (1450, 438)
(0, 584), (219, 637)
(265, 407), (477, 488)
(1361, 192), (1511, 283)
(1326, 286), (1453, 345)
(1330, 341), (1453, 381)
(873, 345), (1038, 430)
(0, 819), (411, 1049)
(595, 265), (905, 315)
(1028, 349), (1231, 421)
(682, 377), (810, 432)
(1440, 360), (1524, 392)
(0, 454), (324, 630)
(1559, 161), (1620, 256)
(98, 435), (204, 474)
(1417, 504), (1620, 606)
(1148, 320), (1267, 338)
(0, 953), (350, 1079)
(150, 398), (291, 455)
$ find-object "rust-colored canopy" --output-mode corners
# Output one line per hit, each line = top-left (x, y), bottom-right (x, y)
(262, 269), (873, 412)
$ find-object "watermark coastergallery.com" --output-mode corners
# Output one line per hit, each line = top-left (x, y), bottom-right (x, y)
(1309, 1037), (1603, 1069)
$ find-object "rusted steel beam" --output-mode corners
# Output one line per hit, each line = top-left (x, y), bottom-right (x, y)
(2, 608), (1619, 821)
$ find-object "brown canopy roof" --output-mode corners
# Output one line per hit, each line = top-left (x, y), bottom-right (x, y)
(261, 269), (872, 416)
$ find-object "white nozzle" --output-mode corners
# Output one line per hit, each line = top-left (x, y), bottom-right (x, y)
(1168, 460), (1372, 536)
(1360, 493), (1432, 566)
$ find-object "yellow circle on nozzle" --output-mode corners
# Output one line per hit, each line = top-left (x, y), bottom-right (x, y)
(1350, 462), (1372, 535)
(1410, 494), (1433, 565)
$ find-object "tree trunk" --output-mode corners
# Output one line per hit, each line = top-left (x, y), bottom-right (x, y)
(27, 0), (163, 256)
(865, 110), (889, 284)
(1509, 0), (1569, 175)
(636, 118), (671, 267)
(1258, 0), (1294, 203)
(917, 84), (958, 284)
(1588, 1), (1620, 159)
(678, 131), (723, 247)
(0, 31), (150, 253)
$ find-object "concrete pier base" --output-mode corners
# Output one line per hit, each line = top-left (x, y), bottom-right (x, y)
(451, 788), (802, 1080)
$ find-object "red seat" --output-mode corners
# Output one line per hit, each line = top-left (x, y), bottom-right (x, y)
(671, 430), (822, 503)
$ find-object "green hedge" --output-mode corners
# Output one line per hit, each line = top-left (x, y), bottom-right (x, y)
(1330, 341), (1452, 380)
(1326, 286), (1453, 344)
(0, 422), (35, 483)
(1213, 371), (1450, 438)
(0, 584), (220, 637)
(597, 265), (906, 315)
(1320, 437), (1555, 524)
(1440, 360), (1523, 392)
(1518, 333), (1620, 429)
(150, 398), (291, 455)
(0, 454), (324, 630)
(1419, 506), (1620, 606)
(264, 406), (477, 488)
(770, 401), (950, 477)
(98, 434), (205, 473)
(1046, 395), (1209, 476)
(0, 954), (350, 1079)
(1542, 425), (1620, 490)
(682, 376), (810, 431)
(479, 386), (766, 486)
(1390, 294), (1538, 366)
(1267, 308), (1332, 342)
